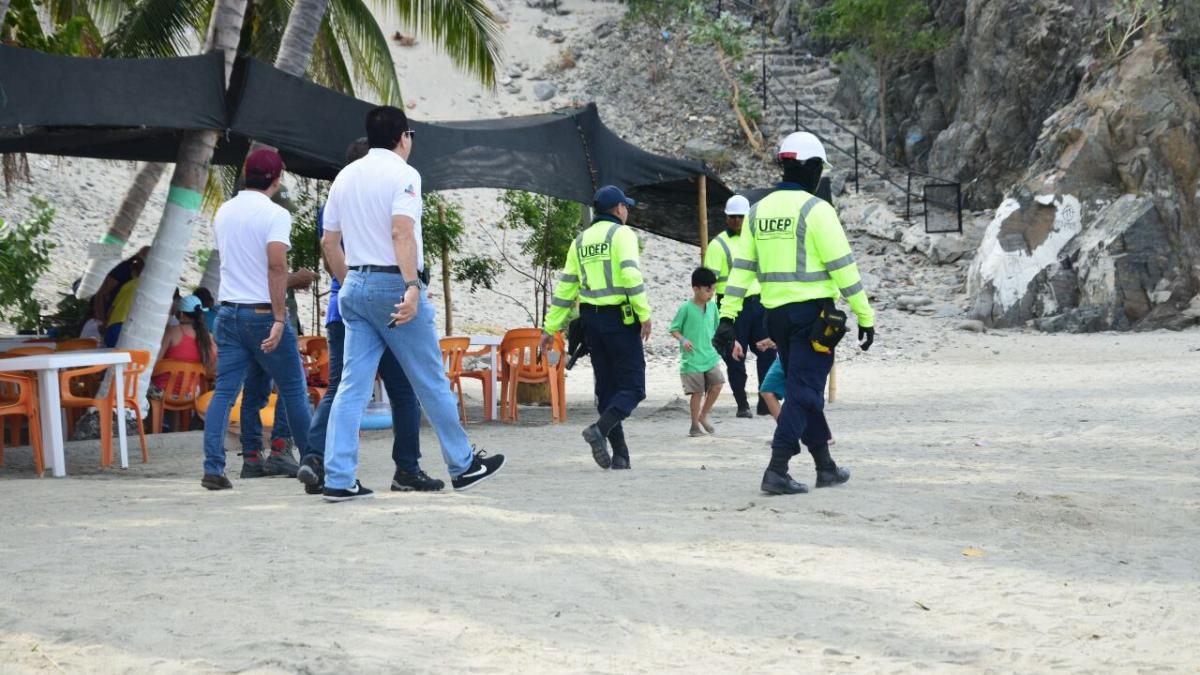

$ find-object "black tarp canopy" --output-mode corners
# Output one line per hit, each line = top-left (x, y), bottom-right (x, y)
(0, 46), (733, 245)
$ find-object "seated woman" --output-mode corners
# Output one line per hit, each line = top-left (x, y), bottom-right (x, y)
(151, 295), (217, 396)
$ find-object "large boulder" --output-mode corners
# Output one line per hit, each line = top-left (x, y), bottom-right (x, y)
(968, 38), (1200, 331)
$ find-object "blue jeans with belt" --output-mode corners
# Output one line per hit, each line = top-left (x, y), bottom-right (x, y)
(201, 305), (312, 476)
(306, 320), (423, 472)
(765, 300), (832, 454)
(325, 270), (472, 490)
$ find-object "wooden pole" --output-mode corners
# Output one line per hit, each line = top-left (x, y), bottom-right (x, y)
(698, 174), (709, 264)
(439, 203), (453, 336)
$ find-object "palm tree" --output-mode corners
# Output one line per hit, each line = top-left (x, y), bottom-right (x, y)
(115, 0), (249, 402)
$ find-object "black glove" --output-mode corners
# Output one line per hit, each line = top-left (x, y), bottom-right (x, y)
(858, 325), (875, 352)
(713, 318), (737, 354)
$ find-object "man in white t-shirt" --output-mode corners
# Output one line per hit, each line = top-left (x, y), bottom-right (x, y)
(199, 149), (313, 491)
(314, 106), (506, 501)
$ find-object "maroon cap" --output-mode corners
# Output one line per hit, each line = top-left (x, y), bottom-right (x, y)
(244, 148), (285, 182)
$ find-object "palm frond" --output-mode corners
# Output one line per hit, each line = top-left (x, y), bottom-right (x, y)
(104, 0), (210, 58)
(201, 164), (241, 216)
(367, 0), (502, 87)
(329, 0), (402, 105)
(240, 0), (291, 61)
(310, 15), (356, 97)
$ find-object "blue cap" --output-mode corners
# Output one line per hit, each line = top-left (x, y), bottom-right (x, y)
(593, 185), (636, 211)
(179, 295), (203, 314)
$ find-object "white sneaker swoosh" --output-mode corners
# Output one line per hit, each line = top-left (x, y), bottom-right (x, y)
(460, 464), (489, 479)
(346, 483), (360, 494)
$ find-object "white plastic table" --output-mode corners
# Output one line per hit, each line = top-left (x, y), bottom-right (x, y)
(0, 349), (131, 477)
(469, 335), (502, 421)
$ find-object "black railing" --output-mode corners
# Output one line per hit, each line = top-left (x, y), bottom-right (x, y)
(706, 0), (963, 234)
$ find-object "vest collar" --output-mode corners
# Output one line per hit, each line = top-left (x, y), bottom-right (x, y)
(593, 214), (622, 226)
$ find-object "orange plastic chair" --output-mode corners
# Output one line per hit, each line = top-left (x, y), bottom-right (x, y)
(459, 344), (495, 422)
(196, 389), (276, 428)
(4, 346), (54, 357)
(149, 360), (208, 434)
(299, 336), (330, 405)
(58, 350), (148, 468)
(118, 350), (151, 462)
(499, 329), (563, 424)
(56, 337), (100, 351)
(439, 337), (470, 422)
(0, 369), (44, 476)
(1, 347), (53, 447)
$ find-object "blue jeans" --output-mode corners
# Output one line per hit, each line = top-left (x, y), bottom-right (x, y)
(239, 361), (292, 453)
(201, 306), (313, 476)
(326, 270), (472, 489)
(307, 320), (422, 472)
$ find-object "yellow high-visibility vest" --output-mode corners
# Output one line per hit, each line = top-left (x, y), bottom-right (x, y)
(704, 230), (760, 297)
(721, 189), (874, 328)
(544, 217), (650, 334)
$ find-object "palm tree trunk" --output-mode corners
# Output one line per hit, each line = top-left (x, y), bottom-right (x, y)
(116, 0), (248, 407)
(76, 162), (167, 299)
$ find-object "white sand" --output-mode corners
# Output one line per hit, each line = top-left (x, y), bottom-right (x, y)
(1, 329), (1199, 672)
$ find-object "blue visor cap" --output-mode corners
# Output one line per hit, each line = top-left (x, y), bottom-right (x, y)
(593, 185), (636, 210)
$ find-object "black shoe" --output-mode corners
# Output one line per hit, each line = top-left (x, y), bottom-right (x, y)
(611, 455), (631, 470)
(761, 469), (809, 495)
(392, 468), (445, 492)
(201, 473), (232, 490)
(297, 455), (324, 487)
(736, 407), (753, 419)
(323, 480), (375, 502)
(240, 456), (268, 478)
(582, 424), (612, 469)
(264, 440), (300, 477)
(304, 482), (324, 495)
(816, 467), (851, 488)
(756, 398), (770, 416)
(452, 449), (506, 491)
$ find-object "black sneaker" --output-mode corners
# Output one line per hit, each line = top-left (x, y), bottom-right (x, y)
(816, 467), (851, 488)
(452, 450), (506, 491)
(201, 473), (233, 490)
(761, 469), (809, 495)
(297, 455), (324, 488)
(304, 482), (324, 495)
(392, 468), (445, 492)
(323, 480), (375, 502)
(264, 439), (300, 477)
(582, 424), (611, 469)
(611, 455), (631, 470)
(736, 407), (753, 419)
(240, 456), (267, 478)
(756, 398), (770, 416)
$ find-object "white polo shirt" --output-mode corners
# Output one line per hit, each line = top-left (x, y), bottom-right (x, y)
(212, 191), (292, 304)
(323, 148), (424, 271)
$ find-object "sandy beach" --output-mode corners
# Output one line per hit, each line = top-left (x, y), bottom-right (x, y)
(2, 329), (1198, 673)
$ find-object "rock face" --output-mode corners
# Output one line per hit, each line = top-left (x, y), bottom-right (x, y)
(833, 0), (1109, 208)
(968, 38), (1200, 331)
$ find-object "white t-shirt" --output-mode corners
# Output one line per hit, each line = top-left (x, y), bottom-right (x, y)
(323, 148), (423, 271)
(212, 191), (292, 304)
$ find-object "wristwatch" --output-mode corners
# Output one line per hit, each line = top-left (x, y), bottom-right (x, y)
(405, 279), (420, 289)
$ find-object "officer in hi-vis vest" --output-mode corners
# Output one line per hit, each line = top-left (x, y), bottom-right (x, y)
(714, 132), (876, 495)
(541, 186), (651, 471)
(705, 194), (777, 418)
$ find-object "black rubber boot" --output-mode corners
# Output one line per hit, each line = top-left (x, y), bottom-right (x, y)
(761, 469), (809, 495)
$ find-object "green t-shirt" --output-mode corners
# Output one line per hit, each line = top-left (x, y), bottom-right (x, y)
(669, 299), (721, 373)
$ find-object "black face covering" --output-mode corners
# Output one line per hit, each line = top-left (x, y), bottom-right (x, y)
(781, 159), (824, 193)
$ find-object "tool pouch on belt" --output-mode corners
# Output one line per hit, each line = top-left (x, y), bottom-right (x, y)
(809, 300), (848, 354)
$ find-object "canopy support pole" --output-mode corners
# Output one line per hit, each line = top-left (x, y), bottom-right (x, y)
(698, 174), (708, 264)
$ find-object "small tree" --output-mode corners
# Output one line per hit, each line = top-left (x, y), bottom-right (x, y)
(422, 192), (502, 335)
(487, 191), (582, 327)
(0, 198), (56, 332)
(817, 0), (943, 156)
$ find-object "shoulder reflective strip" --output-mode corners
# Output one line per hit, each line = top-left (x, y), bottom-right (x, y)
(840, 281), (864, 297)
(620, 259), (639, 269)
(551, 296), (574, 308)
(574, 232), (588, 287)
(715, 235), (732, 272)
(792, 195), (830, 282)
(602, 223), (622, 291)
(725, 285), (748, 298)
(625, 283), (646, 295)
(825, 253), (855, 271)
(731, 259), (757, 271)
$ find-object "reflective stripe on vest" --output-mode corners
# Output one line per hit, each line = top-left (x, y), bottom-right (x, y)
(576, 222), (626, 299)
(714, 235), (732, 283)
(754, 196), (837, 283)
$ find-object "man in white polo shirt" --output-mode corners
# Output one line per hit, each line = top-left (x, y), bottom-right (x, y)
(316, 106), (505, 501)
(199, 149), (313, 491)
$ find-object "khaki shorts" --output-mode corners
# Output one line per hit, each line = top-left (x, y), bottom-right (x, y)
(681, 366), (725, 394)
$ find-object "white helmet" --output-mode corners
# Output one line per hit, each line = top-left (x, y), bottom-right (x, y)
(777, 131), (829, 165)
(724, 195), (750, 216)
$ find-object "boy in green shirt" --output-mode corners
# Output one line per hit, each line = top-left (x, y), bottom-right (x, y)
(669, 268), (726, 437)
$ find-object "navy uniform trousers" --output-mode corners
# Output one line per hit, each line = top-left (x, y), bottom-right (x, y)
(580, 305), (646, 456)
(765, 300), (833, 454)
(720, 294), (776, 406)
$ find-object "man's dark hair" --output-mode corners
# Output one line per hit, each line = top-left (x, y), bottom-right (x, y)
(691, 266), (717, 288)
(345, 137), (370, 164)
(366, 106), (409, 149)
(194, 287), (214, 308)
(781, 157), (824, 194)
(244, 174), (274, 190)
